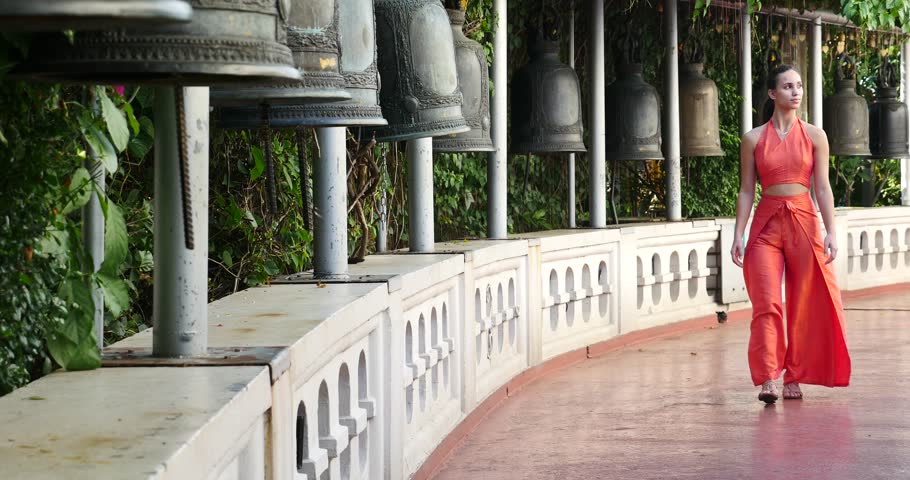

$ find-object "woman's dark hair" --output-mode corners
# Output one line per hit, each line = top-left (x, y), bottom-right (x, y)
(762, 64), (797, 124)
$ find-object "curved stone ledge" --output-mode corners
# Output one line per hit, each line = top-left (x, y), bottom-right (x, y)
(2, 208), (909, 479)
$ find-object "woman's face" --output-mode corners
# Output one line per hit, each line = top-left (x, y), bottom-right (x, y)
(769, 69), (803, 111)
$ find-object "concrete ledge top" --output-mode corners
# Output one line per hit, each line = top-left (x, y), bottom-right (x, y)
(434, 238), (529, 266)
(0, 366), (270, 480)
(510, 228), (622, 251)
(348, 253), (464, 297)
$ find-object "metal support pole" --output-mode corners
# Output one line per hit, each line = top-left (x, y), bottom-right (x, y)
(740, 10), (752, 135)
(567, 2), (577, 228)
(487, 0), (508, 238)
(588, 0), (606, 228)
(408, 138), (435, 252)
(903, 40), (910, 206)
(377, 191), (388, 252)
(810, 17), (823, 128)
(82, 157), (104, 349)
(152, 87), (209, 358)
(314, 127), (349, 278)
(664, 0), (682, 221)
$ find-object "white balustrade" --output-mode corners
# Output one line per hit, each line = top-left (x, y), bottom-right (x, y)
(5, 209), (910, 480)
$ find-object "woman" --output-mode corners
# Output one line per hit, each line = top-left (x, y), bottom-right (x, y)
(731, 64), (851, 404)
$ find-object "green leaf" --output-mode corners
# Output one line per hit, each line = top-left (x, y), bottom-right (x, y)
(50, 277), (101, 371)
(99, 88), (130, 153)
(84, 125), (118, 174)
(61, 167), (93, 215)
(137, 250), (153, 272)
(122, 102), (140, 136)
(221, 250), (233, 268)
(101, 202), (128, 273)
(97, 271), (130, 318)
(139, 116), (155, 137)
(127, 134), (153, 159)
(250, 145), (265, 181)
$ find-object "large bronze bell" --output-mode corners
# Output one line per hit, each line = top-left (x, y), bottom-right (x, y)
(678, 42), (724, 157)
(372, 0), (469, 142)
(869, 61), (909, 159)
(216, 0), (386, 129)
(433, 8), (493, 152)
(14, 0), (300, 85)
(511, 31), (586, 154)
(605, 31), (662, 161)
(210, 0), (349, 106)
(824, 54), (871, 156)
(0, 0), (192, 31)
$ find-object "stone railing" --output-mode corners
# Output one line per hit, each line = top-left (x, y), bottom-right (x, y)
(2, 206), (909, 479)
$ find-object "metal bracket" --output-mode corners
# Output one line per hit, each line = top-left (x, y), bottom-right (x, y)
(102, 346), (291, 385)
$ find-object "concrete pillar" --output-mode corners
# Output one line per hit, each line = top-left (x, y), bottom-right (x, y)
(568, 2), (577, 228)
(664, 0), (682, 221)
(487, 0), (508, 238)
(314, 127), (349, 278)
(408, 137), (434, 252)
(811, 17), (823, 128)
(740, 10), (752, 135)
(82, 157), (104, 349)
(588, 0), (607, 228)
(152, 87), (209, 358)
(903, 40), (910, 206)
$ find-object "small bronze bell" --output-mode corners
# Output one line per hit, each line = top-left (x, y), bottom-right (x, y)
(372, 0), (469, 142)
(15, 0), (300, 85)
(605, 31), (662, 161)
(210, 0), (349, 106)
(869, 61), (910, 159)
(510, 31), (586, 154)
(433, 8), (494, 153)
(216, 0), (386, 129)
(678, 39), (724, 157)
(824, 54), (871, 156)
(0, 0), (192, 31)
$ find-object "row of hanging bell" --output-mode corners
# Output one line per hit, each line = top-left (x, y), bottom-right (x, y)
(868, 61), (909, 159)
(605, 28), (662, 161)
(511, 30), (586, 154)
(678, 39), (724, 157)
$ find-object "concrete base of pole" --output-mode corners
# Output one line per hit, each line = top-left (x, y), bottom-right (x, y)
(82, 159), (104, 349)
(408, 138), (434, 252)
(152, 87), (209, 358)
(314, 127), (349, 279)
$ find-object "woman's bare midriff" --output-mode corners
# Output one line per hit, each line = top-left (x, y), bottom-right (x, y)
(764, 183), (809, 196)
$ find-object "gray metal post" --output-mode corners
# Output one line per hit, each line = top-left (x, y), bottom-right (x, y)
(314, 127), (349, 278)
(152, 87), (209, 357)
(903, 40), (910, 206)
(664, 0), (682, 221)
(377, 190), (388, 253)
(811, 17), (823, 128)
(487, 0), (508, 239)
(588, 0), (606, 228)
(408, 138), (434, 252)
(82, 157), (104, 349)
(740, 10), (752, 135)
(567, 2), (577, 228)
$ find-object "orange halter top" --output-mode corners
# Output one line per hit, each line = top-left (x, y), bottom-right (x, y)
(754, 117), (814, 190)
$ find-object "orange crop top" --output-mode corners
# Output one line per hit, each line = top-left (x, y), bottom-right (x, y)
(754, 117), (814, 189)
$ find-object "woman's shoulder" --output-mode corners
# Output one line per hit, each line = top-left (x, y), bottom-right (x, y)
(800, 120), (827, 141)
(741, 123), (766, 148)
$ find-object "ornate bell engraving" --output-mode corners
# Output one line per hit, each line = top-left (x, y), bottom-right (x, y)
(679, 41), (723, 157)
(605, 31), (662, 161)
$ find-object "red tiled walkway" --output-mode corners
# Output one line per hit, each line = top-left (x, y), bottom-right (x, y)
(432, 289), (910, 480)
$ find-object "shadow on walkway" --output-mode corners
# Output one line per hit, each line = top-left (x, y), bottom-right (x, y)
(432, 290), (910, 480)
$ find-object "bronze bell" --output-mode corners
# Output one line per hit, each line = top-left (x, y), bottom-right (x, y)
(869, 61), (909, 159)
(824, 54), (871, 156)
(0, 0), (192, 31)
(605, 29), (662, 161)
(210, 0), (349, 106)
(433, 8), (493, 152)
(511, 31), (586, 154)
(14, 0), (300, 85)
(679, 63), (724, 157)
(372, 0), (469, 142)
(216, 0), (386, 129)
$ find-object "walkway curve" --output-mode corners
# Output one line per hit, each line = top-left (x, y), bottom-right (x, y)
(431, 286), (910, 480)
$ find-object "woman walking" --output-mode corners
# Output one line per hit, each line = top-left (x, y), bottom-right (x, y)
(731, 64), (851, 404)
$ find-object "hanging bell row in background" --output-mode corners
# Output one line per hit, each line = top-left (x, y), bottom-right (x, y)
(0, 0), (193, 32)
(868, 61), (909, 159)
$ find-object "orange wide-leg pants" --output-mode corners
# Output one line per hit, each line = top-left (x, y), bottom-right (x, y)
(743, 193), (851, 387)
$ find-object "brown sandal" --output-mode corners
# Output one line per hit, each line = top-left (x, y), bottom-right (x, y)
(758, 381), (778, 404)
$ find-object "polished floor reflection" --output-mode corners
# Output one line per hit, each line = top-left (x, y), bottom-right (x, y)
(433, 290), (910, 480)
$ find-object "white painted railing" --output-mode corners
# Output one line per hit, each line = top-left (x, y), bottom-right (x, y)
(2, 207), (908, 480)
